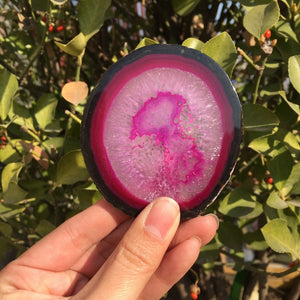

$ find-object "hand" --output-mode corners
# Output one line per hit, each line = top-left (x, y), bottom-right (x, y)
(0, 197), (218, 299)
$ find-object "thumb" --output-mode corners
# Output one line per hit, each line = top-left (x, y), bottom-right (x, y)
(75, 197), (180, 300)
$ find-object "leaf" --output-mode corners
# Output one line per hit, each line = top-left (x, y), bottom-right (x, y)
(56, 150), (89, 185)
(287, 198), (300, 208)
(1, 162), (23, 193)
(31, 0), (49, 11)
(261, 218), (299, 259)
(244, 230), (268, 251)
(77, 189), (102, 210)
(201, 32), (237, 77)
(19, 141), (49, 169)
(266, 190), (288, 209)
(0, 143), (19, 164)
(275, 20), (299, 44)
(275, 128), (300, 155)
(0, 202), (25, 219)
(243, 0), (280, 39)
(78, 0), (112, 41)
(269, 148), (293, 191)
(61, 81), (89, 105)
(1, 162), (27, 204)
(248, 135), (282, 157)
(0, 68), (18, 121)
(182, 37), (204, 51)
(281, 163), (300, 197)
(55, 32), (87, 57)
(35, 219), (56, 237)
(218, 221), (244, 251)
(135, 38), (158, 50)
(218, 188), (256, 218)
(34, 94), (58, 130)
(241, 202), (263, 219)
(243, 104), (279, 132)
(50, 0), (68, 4)
(171, 0), (200, 16)
(263, 90), (300, 115)
(288, 55), (300, 94)
(0, 222), (13, 237)
(239, 0), (273, 11)
(196, 239), (220, 263)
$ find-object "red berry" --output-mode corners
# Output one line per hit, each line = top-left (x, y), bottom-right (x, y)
(264, 29), (271, 39)
(267, 177), (273, 184)
(48, 25), (55, 32)
(190, 292), (198, 300)
(56, 25), (64, 32)
(1, 136), (7, 142)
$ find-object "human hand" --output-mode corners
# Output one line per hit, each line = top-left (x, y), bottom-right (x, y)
(0, 197), (218, 299)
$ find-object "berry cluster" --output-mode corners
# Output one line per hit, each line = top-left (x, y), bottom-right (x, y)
(41, 15), (64, 33)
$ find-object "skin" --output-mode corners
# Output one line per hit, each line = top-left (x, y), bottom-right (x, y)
(0, 197), (218, 300)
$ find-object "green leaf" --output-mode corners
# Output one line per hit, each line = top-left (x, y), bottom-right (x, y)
(201, 32), (237, 77)
(288, 55), (300, 94)
(278, 90), (300, 115)
(281, 163), (300, 197)
(51, 0), (68, 4)
(171, 0), (200, 16)
(1, 162), (27, 204)
(241, 202), (263, 219)
(77, 189), (102, 210)
(78, 0), (112, 41)
(0, 143), (19, 164)
(266, 190), (288, 209)
(243, 0), (280, 39)
(243, 104), (279, 132)
(0, 222), (13, 237)
(0, 68), (18, 121)
(218, 221), (244, 251)
(218, 188), (256, 218)
(261, 218), (299, 259)
(1, 162), (23, 193)
(244, 230), (268, 251)
(182, 37), (204, 51)
(291, 181), (300, 195)
(196, 238), (220, 264)
(239, 0), (273, 11)
(34, 94), (58, 130)
(31, 0), (49, 11)
(275, 20), (299, 44)
(0, 202), (25, 219)
(54, 32), (87, 57)
(56, 150), (89, 185)
(35, 219), (56, 237)
(248, 135), (282, 157)
(263, 90), (300, 115)
(269, 148), (293, 191)
(135, 38), (158, 50)
(287, 198), (300, 208)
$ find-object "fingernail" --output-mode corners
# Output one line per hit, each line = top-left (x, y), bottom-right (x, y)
(206, 213), (219, 229)
(144, 197), (179, 240)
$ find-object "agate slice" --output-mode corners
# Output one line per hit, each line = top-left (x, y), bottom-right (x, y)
(81, 44), (242, 219)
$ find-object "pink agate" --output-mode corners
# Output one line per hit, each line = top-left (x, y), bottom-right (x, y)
(90, 54), (234, 210)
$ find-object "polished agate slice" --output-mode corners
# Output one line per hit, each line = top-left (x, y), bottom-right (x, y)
(81, 44), (242, 219)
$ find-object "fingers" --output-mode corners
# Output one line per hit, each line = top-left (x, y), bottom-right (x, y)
(142, 214), (219, 299)
(70, 211), (218, 279)
(16, 198), (130, 271)
(171, 213), (219, 248)
(74, 197), (180, 300)
(141, 236), (201, 299)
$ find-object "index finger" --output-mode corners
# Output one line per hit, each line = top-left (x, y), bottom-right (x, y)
(15, 198), (130, 271)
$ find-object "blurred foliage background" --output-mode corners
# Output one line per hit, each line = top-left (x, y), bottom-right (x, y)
(0, 0), (300, 299)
